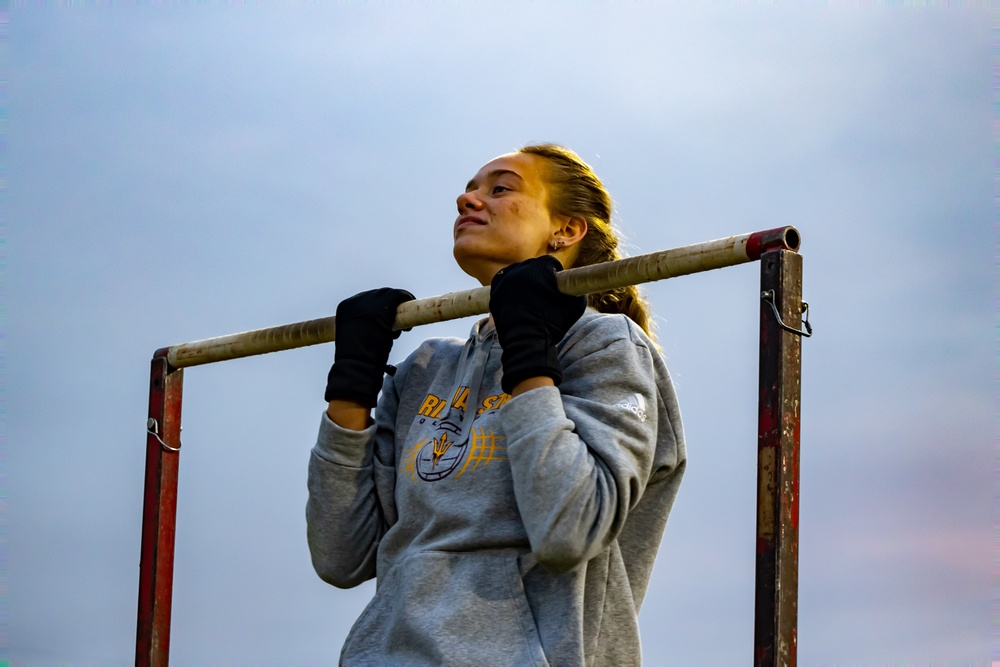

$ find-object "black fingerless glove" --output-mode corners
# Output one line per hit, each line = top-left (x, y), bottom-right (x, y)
(490, 255), (587, 394)
(324, 287), (416, 408)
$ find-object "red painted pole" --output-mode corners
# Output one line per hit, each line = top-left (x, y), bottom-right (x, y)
(136, 351), (184, 666)
(754, 249), (804, 666)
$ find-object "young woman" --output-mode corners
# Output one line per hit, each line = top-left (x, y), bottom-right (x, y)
(307, 144), (686, 666)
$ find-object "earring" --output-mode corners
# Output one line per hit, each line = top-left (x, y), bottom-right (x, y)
(549, 239), (564, 251)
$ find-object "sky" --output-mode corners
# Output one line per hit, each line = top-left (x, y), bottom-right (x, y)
(7, 3), (992, 665)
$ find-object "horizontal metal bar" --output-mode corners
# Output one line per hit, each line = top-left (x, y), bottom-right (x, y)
(165, 226), (799, 368)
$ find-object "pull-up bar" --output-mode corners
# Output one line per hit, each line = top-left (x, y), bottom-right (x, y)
(138, 226), (806, 666)
(164, 226), (800, 368)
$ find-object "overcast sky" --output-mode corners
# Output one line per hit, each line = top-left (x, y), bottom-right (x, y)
(8, 4), (991, 664)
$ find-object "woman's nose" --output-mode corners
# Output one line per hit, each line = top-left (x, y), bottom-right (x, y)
(456, 190), (483, 211)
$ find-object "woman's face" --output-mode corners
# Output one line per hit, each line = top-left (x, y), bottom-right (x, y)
(453, 152), (564, 285)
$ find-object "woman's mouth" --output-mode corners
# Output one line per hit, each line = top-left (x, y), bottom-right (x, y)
(454, 216), (486, 233)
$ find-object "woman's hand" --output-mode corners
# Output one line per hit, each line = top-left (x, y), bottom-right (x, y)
(325, 288), (415, 415)
(490, 255), (587, 395)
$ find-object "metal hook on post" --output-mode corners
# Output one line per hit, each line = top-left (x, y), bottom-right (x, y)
(146, 418), (181, 452)
(761, 289), (812, 337)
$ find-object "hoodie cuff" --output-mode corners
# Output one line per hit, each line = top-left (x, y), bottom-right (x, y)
(312, 410), (377, 468)
(499, 385), (568, 442)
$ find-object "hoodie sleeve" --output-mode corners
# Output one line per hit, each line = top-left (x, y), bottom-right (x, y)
(499, 315), (683, 573)
(305, 370), (403, 588)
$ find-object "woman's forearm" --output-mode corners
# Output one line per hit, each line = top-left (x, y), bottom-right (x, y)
(327, 399), (373, 430)
(510, 376), (556, 397)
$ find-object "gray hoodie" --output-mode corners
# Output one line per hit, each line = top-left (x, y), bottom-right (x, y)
(307, 310), (686, 666)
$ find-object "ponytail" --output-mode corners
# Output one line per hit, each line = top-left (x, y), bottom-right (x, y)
(517, 144), (655, 340)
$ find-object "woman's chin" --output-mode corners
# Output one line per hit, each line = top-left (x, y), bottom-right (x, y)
(452, 247), (496, 286)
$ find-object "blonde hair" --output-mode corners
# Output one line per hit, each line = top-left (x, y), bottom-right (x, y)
(517, 143), (655, 339)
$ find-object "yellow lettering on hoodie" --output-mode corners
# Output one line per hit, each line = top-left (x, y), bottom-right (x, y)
(451, 386), (469, 412)
(477, 393), (513, 414)
(478, 395), (496, 415)
(417, 394), (445, 417)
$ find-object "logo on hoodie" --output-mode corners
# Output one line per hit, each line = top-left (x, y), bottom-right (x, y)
(613, 393), (648, 422)
(403, 386), (514, 483)
(402, 425), (509, 483)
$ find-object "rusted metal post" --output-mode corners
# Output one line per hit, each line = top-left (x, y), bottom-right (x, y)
(136, 351), (184, 666)
(754, 249), (803, 666)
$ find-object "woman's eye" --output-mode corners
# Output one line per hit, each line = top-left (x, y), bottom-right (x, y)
(492, 185), (510, 194)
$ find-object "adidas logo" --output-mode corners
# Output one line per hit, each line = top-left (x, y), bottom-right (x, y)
(613, 393), (647, 422)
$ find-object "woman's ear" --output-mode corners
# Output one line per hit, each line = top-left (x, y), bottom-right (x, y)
(547, 216), (588, 267)
(553, 216), (588, 248)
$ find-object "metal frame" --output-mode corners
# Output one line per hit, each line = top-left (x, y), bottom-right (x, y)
(135, 227), (806, 666)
